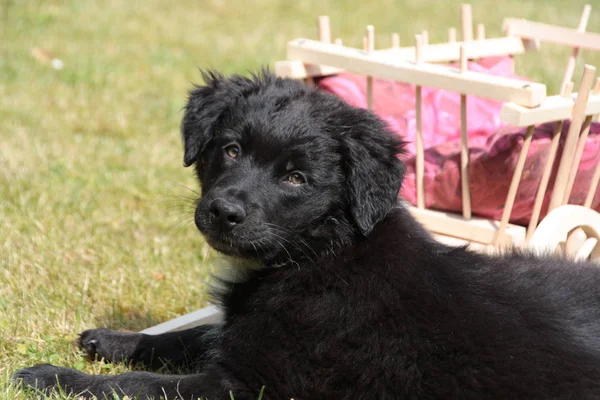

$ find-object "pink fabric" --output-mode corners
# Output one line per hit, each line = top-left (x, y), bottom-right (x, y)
(401, 121), (600, 225)
(317, 58), (600, 225)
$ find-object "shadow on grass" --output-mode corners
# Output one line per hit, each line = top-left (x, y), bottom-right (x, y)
(92, 304), (164, 332)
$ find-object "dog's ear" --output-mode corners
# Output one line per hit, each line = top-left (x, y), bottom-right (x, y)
(341, 116), (406, 236)
(181, 70), (226, 168)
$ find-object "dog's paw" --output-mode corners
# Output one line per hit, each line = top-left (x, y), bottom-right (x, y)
(78, 328), (142, 364)
(12, 364), (88, 396)
(12, 364), (57, 394)
(78, 328), (108, 359)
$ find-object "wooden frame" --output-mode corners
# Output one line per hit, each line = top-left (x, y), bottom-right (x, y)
(276, 36), (531, 80)
(286, 39), (546, 107)
(503, 18), (600, 51)
(500, 92), (600, 126)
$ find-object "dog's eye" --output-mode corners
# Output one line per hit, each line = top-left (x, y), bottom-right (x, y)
(224, 144), (241, 159)
(287, 172), (306, 185)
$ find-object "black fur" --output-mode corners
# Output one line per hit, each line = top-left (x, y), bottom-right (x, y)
(13, 70), (600, 399)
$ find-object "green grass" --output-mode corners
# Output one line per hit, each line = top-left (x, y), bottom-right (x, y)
(1, 0), (599, 398)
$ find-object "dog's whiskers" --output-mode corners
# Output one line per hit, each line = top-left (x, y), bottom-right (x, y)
(255, 238), (268, 260)
(266, 232), (300, 270)
(165, 214), (195, 236)
(266, 229), (313, 267)
(164, 179), (201, 196)
(263, 223), (319, 264)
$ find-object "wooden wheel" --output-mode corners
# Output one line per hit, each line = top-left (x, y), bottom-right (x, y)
(529, 205), (600, 262)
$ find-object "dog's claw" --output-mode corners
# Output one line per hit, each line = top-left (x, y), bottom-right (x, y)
(78, 329), (104, 359)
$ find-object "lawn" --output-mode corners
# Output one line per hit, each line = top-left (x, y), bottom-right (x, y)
(1, 0), (599, 398)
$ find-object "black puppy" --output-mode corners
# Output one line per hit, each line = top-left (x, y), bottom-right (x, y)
(13, 70), (600, 399)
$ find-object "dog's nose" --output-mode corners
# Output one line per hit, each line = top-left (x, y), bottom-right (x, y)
(209, 198), (246, 230)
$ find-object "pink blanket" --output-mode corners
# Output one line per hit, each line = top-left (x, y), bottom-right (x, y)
(317, 58), (600, 225)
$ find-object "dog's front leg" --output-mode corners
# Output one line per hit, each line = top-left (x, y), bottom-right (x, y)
(78, 324), (220, 370)
(12, 363), (251, 400)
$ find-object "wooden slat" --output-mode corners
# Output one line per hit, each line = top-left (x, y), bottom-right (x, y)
(422, 30), (429, 46)
(409, 206), (526, 246)
(477, 24), (485, 41)
(274, 60), (342, 79)
(276, 36), (527, 80)
(559, 68), (593, 247)
(525, 86), (573, 243)
(448, 27), (457, 43)
(503, 18), (600, 51)
(560, 5), (592, 95)
(459, 45), (471, 219)
(564, 114), (595, 202)
(500, 92), (600, 126)
(366, 25), (375, 111)
(582, 78), (600, 208)
(415, 34), (425, 209)
(549, 65), (597, 210)
(493, 125), (535, 244)
(461, 4), (473, 42)
(287, 38), (546, 106)
(373, 36), (527, 63)
(391, 33), (400, 48)
(141, 305), (222, 335)
(318, 16), (331, 43)
(585, 160), (600, 208)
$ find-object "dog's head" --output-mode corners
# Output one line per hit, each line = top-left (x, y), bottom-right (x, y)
(182, 70), (405, 265)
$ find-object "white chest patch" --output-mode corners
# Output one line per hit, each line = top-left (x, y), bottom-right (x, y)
(212, 255), (265, 283)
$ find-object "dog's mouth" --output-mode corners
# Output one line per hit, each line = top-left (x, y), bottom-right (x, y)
(204, 233), (264, 259)
(196, 219), (277, 260)
(195, 205), (320, 266)
(201, 225), (308, 267)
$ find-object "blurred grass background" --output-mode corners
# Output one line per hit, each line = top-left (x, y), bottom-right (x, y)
(1, 0), (599, 398)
